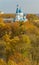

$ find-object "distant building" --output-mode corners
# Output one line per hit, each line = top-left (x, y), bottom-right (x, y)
(0, 11), (4, 14)
(0, 5), (28, 22)
(15, 4), (28, 22)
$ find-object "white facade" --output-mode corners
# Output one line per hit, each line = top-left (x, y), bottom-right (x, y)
(16, 13), (24, 21)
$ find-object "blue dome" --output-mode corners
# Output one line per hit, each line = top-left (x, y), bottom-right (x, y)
(16, 8), (19, 13)
(16, 4), (19, 13)
(19, 8), (22, 13)
(16, 4), (22, 13)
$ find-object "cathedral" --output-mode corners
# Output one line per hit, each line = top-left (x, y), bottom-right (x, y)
(0, 5), (28, 22)
(15, 4), (27, 21)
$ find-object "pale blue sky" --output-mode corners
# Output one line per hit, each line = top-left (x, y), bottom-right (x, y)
(0, 0), (39, 13)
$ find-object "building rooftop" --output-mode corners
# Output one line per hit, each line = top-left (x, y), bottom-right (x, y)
(16, 4), (22, 14)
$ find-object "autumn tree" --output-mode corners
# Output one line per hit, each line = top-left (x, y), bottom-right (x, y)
(29, 35), (39, 65)
(26, 14), (39, 21)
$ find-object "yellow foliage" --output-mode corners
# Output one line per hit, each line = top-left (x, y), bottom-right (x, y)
(10, 36), (19, 44)
(0, 17), (39, 65)
(8, 59), (17, 65)
(2, 34), (10, 42)
(21, 34), (31, 44)
(0, 59), (7, 65)
(14, 36), (19, 41)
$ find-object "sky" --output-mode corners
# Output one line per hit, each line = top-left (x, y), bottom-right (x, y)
(0, 0), (39, 13)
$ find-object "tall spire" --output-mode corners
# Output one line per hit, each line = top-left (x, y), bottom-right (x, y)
(17, 4), (19, 7)
(16, 4), (19, 13)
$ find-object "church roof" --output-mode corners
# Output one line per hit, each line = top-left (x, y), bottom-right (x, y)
(19, 8), (22, 13)
(16, 8), (19, 13)
(16, 4), (22, 13)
